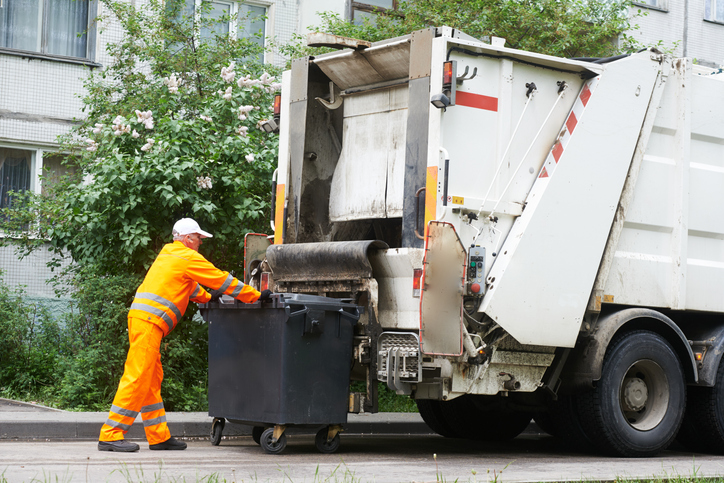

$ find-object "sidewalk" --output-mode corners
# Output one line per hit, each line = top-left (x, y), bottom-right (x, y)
(0, 398), (432, 441)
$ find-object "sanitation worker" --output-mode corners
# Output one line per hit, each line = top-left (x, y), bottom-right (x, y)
(98, 218), (271, 452)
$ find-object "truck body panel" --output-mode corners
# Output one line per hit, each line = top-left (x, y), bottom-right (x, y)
(264, 26), (724, 456)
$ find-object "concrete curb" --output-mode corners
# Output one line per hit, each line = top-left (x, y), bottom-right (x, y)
(0, 410), (433, 441)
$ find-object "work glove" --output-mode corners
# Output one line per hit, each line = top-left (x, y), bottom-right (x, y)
(259, 289), (272, 301)
(209, 289), (223, 302)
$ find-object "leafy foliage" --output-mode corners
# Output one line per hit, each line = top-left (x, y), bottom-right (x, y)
(1, 0), (280, 277)
(0, 272), (61, 401)
(0, 0), (280, 411)
(282, 0), (644, 61)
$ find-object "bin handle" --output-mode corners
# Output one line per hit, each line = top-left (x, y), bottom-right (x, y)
(337, 307), (360, 322)
(284, 305), (309, 318)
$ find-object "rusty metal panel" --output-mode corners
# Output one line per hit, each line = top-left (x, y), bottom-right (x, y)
(419, 222), (465, 356)
(401, 77), (431, 248)
(409, 28), (434, 80)
(329, 87), (408, 222)
(290, 57), (309, 102)
(266, 240), (389, 282)
(313, 39), (411, 90)
(243, 233), (271, 283)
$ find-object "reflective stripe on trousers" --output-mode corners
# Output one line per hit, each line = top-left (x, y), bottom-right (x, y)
(99, 317), (171, 445)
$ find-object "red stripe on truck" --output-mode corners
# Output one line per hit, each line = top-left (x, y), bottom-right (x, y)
(566, 112), (578, 134)
(580, 85), (592, 106)
(456, 91), (498, 112)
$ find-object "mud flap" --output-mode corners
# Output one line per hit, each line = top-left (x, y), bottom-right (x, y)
(419, 221), (466, 356)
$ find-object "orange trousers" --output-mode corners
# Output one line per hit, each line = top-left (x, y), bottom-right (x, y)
(99, 316), (171, 445)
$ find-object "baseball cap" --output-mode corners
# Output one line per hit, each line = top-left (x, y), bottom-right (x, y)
(172, 218), (213, 238)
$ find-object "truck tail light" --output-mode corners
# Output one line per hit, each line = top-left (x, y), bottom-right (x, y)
(261, 272), (270, 292)
(273, 94), (281, 117)
(443, 61), (454, 86)
(412, 268), (423, 297)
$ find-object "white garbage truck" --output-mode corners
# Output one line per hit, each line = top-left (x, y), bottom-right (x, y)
(250, 27), (724, 457)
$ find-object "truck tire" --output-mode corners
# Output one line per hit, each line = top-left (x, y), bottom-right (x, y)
(538, 394), (595, 452)
(577, 330), (686, 457)
(440, 395), (532, 442)
(677, 357), (724, 454)
(416, 399), (459, 438)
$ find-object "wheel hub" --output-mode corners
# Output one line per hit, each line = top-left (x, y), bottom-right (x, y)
(623, 377), (648, 411)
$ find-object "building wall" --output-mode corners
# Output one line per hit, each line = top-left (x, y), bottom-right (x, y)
(629, 0), (724, 67)
(0, 0), (300, 304)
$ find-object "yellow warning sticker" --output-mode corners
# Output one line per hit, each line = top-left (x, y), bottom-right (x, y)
(603, 294), (614, 303)
(452, 196), (464, 205)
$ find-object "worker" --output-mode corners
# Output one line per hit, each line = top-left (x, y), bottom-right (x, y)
(98, 218), (271, 452)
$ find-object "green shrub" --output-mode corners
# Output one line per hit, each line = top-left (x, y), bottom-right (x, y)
(0, 272), (61, 402)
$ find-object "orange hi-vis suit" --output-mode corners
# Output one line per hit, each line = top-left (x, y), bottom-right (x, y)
(99, 241), (260, 445)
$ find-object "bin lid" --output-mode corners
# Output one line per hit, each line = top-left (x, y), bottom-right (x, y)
(280, 293), (356, 309)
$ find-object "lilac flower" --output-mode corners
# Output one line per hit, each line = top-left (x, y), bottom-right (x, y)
(221, 62), (236, 83)
(197, 176), (213, 189)
(245, 153), (254, 163)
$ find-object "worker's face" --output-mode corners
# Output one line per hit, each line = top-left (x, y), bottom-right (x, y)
(182, 233), (203, 252)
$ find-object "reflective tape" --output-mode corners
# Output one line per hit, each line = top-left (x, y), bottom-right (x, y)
(130, 303), (174, 332)
(218, 275), (234, 293)
(230, 281), (245, 297)
(141, 402), (164, 413)
(143, 415), (167, 427)
(110, 404), (138, 419)
(105, 418), (132, 431)
(190, 284), (201, 298)
(135, 292), (183, 322)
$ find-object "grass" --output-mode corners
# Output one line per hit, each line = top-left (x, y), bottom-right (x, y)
(2, 457), (723, 483)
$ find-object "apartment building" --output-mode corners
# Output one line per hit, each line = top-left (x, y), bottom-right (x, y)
(629, 0), (724, 67)
(0, 0), (719, 308)
(0, 0), (296, 307)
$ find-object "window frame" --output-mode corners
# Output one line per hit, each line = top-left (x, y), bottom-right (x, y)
(351, 0), (397, 24)
(705, 0), (724, 23)
(0, 0), (99, 64)
(186, 0), (270, 59)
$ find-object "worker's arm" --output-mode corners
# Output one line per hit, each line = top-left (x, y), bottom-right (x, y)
(187, 253), (260, 303)
(189, 282), (212, 303)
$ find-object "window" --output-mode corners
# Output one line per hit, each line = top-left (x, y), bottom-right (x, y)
(0, 148), (32, 210)
(0, 0), (91, 59)
(41, 154), (78, 196)
(352, 0), (396, 25)
(179, 1), (267, 57)
(705, 0), (724, 22)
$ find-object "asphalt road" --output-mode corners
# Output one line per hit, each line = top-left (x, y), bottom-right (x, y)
(2, 433), (724, 483)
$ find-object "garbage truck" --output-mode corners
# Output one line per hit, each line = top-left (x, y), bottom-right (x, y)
(246, 27), (724, 457)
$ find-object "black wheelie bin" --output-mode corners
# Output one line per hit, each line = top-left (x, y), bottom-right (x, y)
(200, 293), (360, 454)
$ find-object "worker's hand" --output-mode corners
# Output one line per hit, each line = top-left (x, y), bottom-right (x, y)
(259, 289), (272, 302)
(209, 290), (223, 302)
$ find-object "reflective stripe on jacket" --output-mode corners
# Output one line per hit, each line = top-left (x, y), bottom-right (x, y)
(128, 241), (260, 335)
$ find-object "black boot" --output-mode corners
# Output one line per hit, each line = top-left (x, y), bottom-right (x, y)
(149, 436), (187, 450)
(98, 440), (140, 452)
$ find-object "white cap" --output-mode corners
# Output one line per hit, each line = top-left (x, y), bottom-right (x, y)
(172, 218), (213, 238)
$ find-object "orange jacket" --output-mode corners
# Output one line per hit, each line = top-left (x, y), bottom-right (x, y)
(128, 241), (260, 335)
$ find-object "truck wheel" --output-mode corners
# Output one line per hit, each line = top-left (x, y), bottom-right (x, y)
(532, 411), (558, 437)
(210, 418), (225, 446)
(541, 394), (595, 452)
(315, 427), (341, 454)
(677, 357), (724, 454)
(416, 399), (459, 438)
(440, 395), (531, 441)
(252, 426), (265, 446)
(260, 427), (287, 454)
(578, 330), (686, 457)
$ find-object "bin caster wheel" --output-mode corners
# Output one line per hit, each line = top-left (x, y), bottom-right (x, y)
(210, 418), (225, 446)
(252, 426), (265, 445)
(260, 427), (287, 454)
(315, 427), (341, 454)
